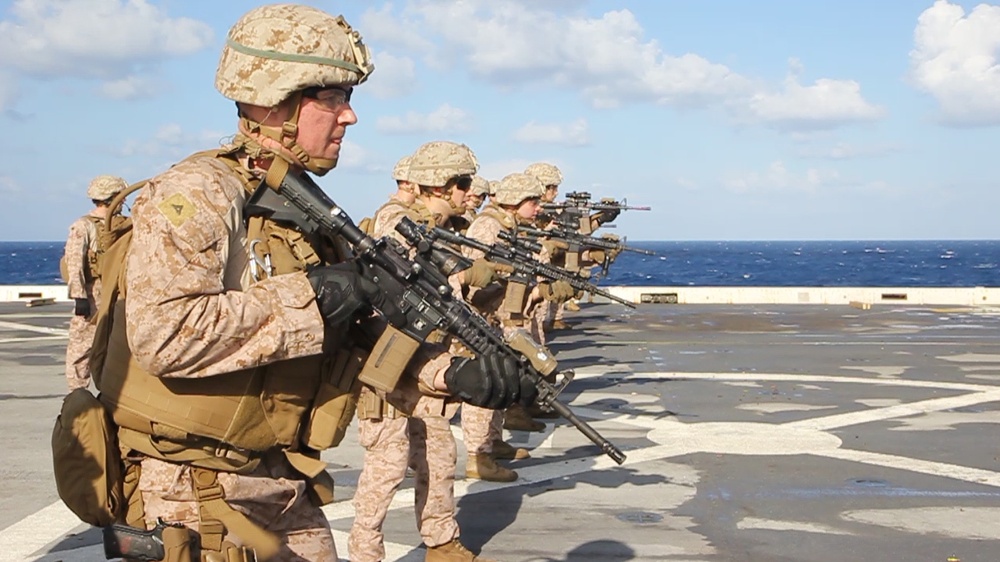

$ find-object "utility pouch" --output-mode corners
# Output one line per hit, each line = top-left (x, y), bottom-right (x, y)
(51, 388), (123, 527)
(357, 324), (421, 394)
(506, 328), (557, 376)
(503, 280), (529, 315)
(565, 250), (581, 274)
(303, 347), (366, 450)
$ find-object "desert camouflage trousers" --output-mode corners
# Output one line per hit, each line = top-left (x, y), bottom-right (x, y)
(349, 397), (461, 562)
(64, 306), (96, 390)
(137, 454), (336, 562)
(460, 404), (502, 455)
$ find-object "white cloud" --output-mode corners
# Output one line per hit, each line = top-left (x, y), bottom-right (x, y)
(368, 1), (751, 109)
(797, 142), (900, 160)
(0, 0), (212, 103)
(360, 3), (436, 56)
(0, 71), (19, 111)
(118, 123), (225, 158)
(365, 1), (880, 132)
(910, 0), (1000, 126)
(0, 176), (21, 194)
(99, 75), (159, 100)
(723, 161), (840, 194)
(375, 104), (473, 134)
(742, 62), (885, 130)
(512, 118), (590, 146)
(367, 52), (418, 99)
(477, 158), (540, 182)
(336, 140), (384, 174)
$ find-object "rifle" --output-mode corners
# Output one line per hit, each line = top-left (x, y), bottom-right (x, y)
(244, 166), (627, 465)
(518, 225), (656, 257)
(419, 224), (636, 309)
(541, 191), (651, 212)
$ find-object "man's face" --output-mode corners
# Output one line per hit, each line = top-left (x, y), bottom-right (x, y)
(295, 87), (358, 168)
(543, 184), (559, 203)
(516, 197), (542, 220)
(467, 193), (485, 210)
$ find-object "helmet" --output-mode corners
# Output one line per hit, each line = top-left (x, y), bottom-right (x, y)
(87, 175), (128, 201)
(469, 175), (489, 197)
(407, 141), (479, 187)
(392, 155), (412, 182)
(215, 4), (374, 107)
(494, 173), (545, 206)
(524, 162), (563, 186)
(488, 180), (500, 196)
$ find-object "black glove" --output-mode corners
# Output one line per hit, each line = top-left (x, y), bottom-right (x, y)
(306, 262), (403, 327)
(444, 352), (537, 409)
(73, 298), (90, 317)
(598, 199), (621, 223)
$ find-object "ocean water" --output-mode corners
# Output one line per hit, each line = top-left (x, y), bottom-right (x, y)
(1, 240), (998, 287)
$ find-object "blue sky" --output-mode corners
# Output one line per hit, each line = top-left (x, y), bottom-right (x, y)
(1, 0), (998, 241)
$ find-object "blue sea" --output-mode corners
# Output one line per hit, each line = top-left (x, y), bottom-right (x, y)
(2, 240), (998, 287)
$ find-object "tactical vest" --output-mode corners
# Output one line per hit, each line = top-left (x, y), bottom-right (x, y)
(467, 207), (532, 325)
(59, 215), (105, 284)
(93, 151), (364, 475)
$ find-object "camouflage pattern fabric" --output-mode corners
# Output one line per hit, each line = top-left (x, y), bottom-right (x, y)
(348, 197), (463, 561)
(137, 455), (336, 562)
(524, 162), (563, 187)
(63, 210), (103, 389)
(407, 141), (478, 187)
(124, 155), (326, 379)
(86, 175), (127, 201)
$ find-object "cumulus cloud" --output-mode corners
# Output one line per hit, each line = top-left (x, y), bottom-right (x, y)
(723, 161), (840, 194)
(0, 175), (21, 194)
(0, 0), (212, 103)
(796, 142), (900, 160)
(367, 52), (418, 99)
(99, 75), (159, 100)
(375, 104), (474, 134)
(910, 0), (1000, 126)
(741, 60), (885, 130)
(362, 1), (881, 132)
(118, 123), (225, 158)
(477, 158), (543, 182)
(0, 71), (19, 111)
(513, 118), (590, 146)
(364, 1), (751, 109)
(336, 140), (385, 174)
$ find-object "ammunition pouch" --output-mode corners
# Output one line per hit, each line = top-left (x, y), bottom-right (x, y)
(302, 347), (367, 450)
(356, 387), (402, 421)
(502, 279), (529, 316)
(357, 323), (421, 394)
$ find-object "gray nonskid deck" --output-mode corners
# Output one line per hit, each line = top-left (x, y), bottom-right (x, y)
(1, 302), (998, 561)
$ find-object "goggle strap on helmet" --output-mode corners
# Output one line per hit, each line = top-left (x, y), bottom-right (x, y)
(225, 37), (365, 76)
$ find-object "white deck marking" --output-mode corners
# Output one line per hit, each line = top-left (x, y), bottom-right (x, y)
(0, 320), (68, 336)
(12, 366), (1000, 560)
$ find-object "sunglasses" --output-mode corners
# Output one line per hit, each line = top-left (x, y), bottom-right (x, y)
(302, 86), (353, 109)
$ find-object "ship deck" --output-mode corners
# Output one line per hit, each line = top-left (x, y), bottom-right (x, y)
(1, 301), (999, 561)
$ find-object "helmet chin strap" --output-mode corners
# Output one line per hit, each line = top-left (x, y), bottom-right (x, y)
(237, 91), (337, 176)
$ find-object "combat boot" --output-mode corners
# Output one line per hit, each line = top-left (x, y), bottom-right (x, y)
(502, 404), (545, 432)
(564, 300), (581, 312)
(466, 453), (518, 482)
(425, 538), (497, 562)
(491, 439), (530, 460)
(550, 319), (571, 330)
